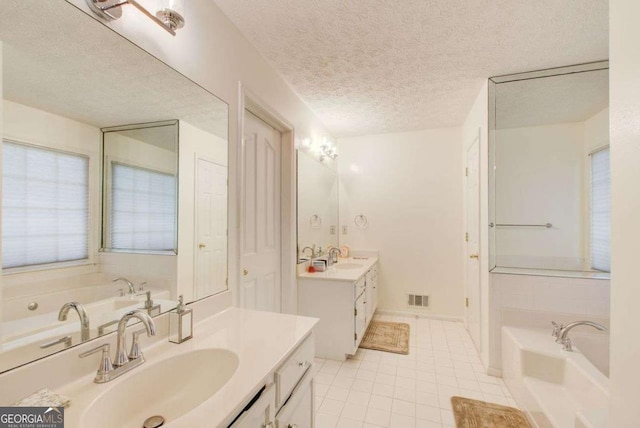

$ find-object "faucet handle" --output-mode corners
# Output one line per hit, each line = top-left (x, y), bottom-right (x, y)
(80, 343), (114, 383)
(40, 335), (72, 349)
(129, 328), (147, 360)
(551, 321), (563, 340)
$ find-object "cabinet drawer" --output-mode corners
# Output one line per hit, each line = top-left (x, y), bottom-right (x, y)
(275, 335), (314, 409)
(229, 384), (275, 428)
(276, 370), (313, 428)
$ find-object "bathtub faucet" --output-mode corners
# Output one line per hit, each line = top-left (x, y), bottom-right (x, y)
(558, 321), (607, 351)
(113, 277), (136, 296)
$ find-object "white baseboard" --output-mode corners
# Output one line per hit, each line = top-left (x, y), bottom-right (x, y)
(375, 309), (464, 323)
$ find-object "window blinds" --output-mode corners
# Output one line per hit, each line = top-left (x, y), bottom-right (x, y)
(590, 147), (611, 272)
(2, 141), (89, 269)
(110, 163), (176, 251)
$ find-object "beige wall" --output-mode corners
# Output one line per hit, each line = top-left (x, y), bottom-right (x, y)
(338, 127), (464, 319)
(610, 0), (640, 425)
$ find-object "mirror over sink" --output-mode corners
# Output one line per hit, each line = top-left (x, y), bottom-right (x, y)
(296, 150), (339, 263)
(0, 2), (229, 373)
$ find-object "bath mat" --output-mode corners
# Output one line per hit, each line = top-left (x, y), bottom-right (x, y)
(359, 321), (410, 354)
(451, 396), (531, 428)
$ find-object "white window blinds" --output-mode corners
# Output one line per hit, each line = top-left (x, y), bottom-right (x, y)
(2, 140), (89, 269)
(110, 163), (176, 251)
(590, 147), (611, 272)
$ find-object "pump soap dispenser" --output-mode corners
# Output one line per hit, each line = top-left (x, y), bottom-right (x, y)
(169, 295), (193, 344)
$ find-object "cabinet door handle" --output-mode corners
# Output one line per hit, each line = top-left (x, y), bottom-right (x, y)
(469, 254), (479, 259)
(243, 268), (249, 276)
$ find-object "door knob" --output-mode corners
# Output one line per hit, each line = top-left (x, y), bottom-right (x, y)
(243, 268), (249, 276)
(469, 254), (479, 259)
(198, 243), (206, 249)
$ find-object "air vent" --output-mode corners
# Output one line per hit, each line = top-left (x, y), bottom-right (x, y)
(407, 293), (430, 308)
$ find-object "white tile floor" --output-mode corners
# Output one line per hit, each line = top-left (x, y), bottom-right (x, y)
(312, 314), (517, 428)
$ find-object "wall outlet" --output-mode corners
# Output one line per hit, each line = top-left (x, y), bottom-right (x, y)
(342, 225), (348, 235)
(330, 225), (336, 234)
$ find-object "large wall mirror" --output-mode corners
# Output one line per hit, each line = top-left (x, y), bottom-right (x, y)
(296, 151), (339, 263)
(0, 1), (229, 373)
(489, 62), (610, 278)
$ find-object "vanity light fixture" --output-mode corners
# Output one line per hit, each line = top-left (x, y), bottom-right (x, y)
(86, 0), (185, 36)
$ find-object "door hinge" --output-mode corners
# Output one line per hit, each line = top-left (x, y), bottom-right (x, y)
(465, 167), (468, 177)
(354, 308), (358, 316)
(465, 232), (469, 242)
(354, 333), (357, 341)
(465, 297), (469, 308)
(225, 278), (228, 286)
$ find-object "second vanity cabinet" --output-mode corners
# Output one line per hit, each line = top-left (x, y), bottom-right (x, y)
(298, 259), (379, 360)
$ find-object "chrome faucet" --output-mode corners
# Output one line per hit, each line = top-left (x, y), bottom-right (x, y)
(558, 320), (607, 351)
(58, 302), (90, 341)
(113, 277), (136, 296)
(115, 309), (156, 367)
(328, 247), (342, 266)
(301, 245), (316, 259)
(80, 309), (156, 383)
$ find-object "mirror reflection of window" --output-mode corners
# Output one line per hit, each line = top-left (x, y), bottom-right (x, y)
(2, 140), (89, 269)
(101, 121), (179, 254)
(110, 162), (177, 251)
(590, 147), (611, 272)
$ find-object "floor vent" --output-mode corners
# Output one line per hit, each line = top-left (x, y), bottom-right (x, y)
(407, 294), (430, 308)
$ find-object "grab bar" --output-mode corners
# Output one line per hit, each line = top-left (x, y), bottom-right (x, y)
(490, 223), (552, 228)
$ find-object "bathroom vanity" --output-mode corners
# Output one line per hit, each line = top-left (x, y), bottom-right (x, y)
(0, 302), (318, 428)
(298, 256), (378, 360)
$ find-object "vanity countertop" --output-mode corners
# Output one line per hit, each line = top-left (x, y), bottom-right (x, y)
(297, 256), (378, 282)
(58, 307), (318, 427)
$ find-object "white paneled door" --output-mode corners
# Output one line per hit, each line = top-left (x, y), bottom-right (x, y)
(195, 158), (228, 299)
(241, 111), (282, 312)
(465, 136), (481, 350)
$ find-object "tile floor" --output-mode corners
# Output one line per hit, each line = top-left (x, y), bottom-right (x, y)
(312, 314), (517, 428)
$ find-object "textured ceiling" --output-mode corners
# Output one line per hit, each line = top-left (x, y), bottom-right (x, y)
(496, 69), (609, 129)
(213, 0), (608, 137)
(1, 1), (228, 139)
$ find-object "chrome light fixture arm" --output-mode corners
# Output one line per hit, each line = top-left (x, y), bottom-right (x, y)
(85, 0), (184, 36)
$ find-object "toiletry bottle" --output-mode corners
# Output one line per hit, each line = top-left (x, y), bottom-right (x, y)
(169, 295), (193, 344)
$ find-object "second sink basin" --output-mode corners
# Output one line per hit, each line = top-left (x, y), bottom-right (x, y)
(334, 263), (363, 270)
(81, 348), (239, 428)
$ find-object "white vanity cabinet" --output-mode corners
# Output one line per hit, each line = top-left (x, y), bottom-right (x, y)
(298, 260), (378, 360)
(230, 334), (315, 428)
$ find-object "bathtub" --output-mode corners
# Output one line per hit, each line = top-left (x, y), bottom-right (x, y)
(0, 287), (173, 373)
(502, 326), (609, 428)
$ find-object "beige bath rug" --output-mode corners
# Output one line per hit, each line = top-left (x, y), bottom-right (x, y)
(359, 321), (410, 354)
(451, 396), (532, 428)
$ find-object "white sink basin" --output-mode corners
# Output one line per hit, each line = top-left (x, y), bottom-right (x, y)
(334, 263), (363, 270)
(81, 348), (239, 428)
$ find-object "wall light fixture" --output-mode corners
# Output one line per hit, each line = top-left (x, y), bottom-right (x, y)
(86, 0), (185, 36)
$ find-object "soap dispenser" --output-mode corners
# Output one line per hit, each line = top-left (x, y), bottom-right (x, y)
(169, 295), (193, 344)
